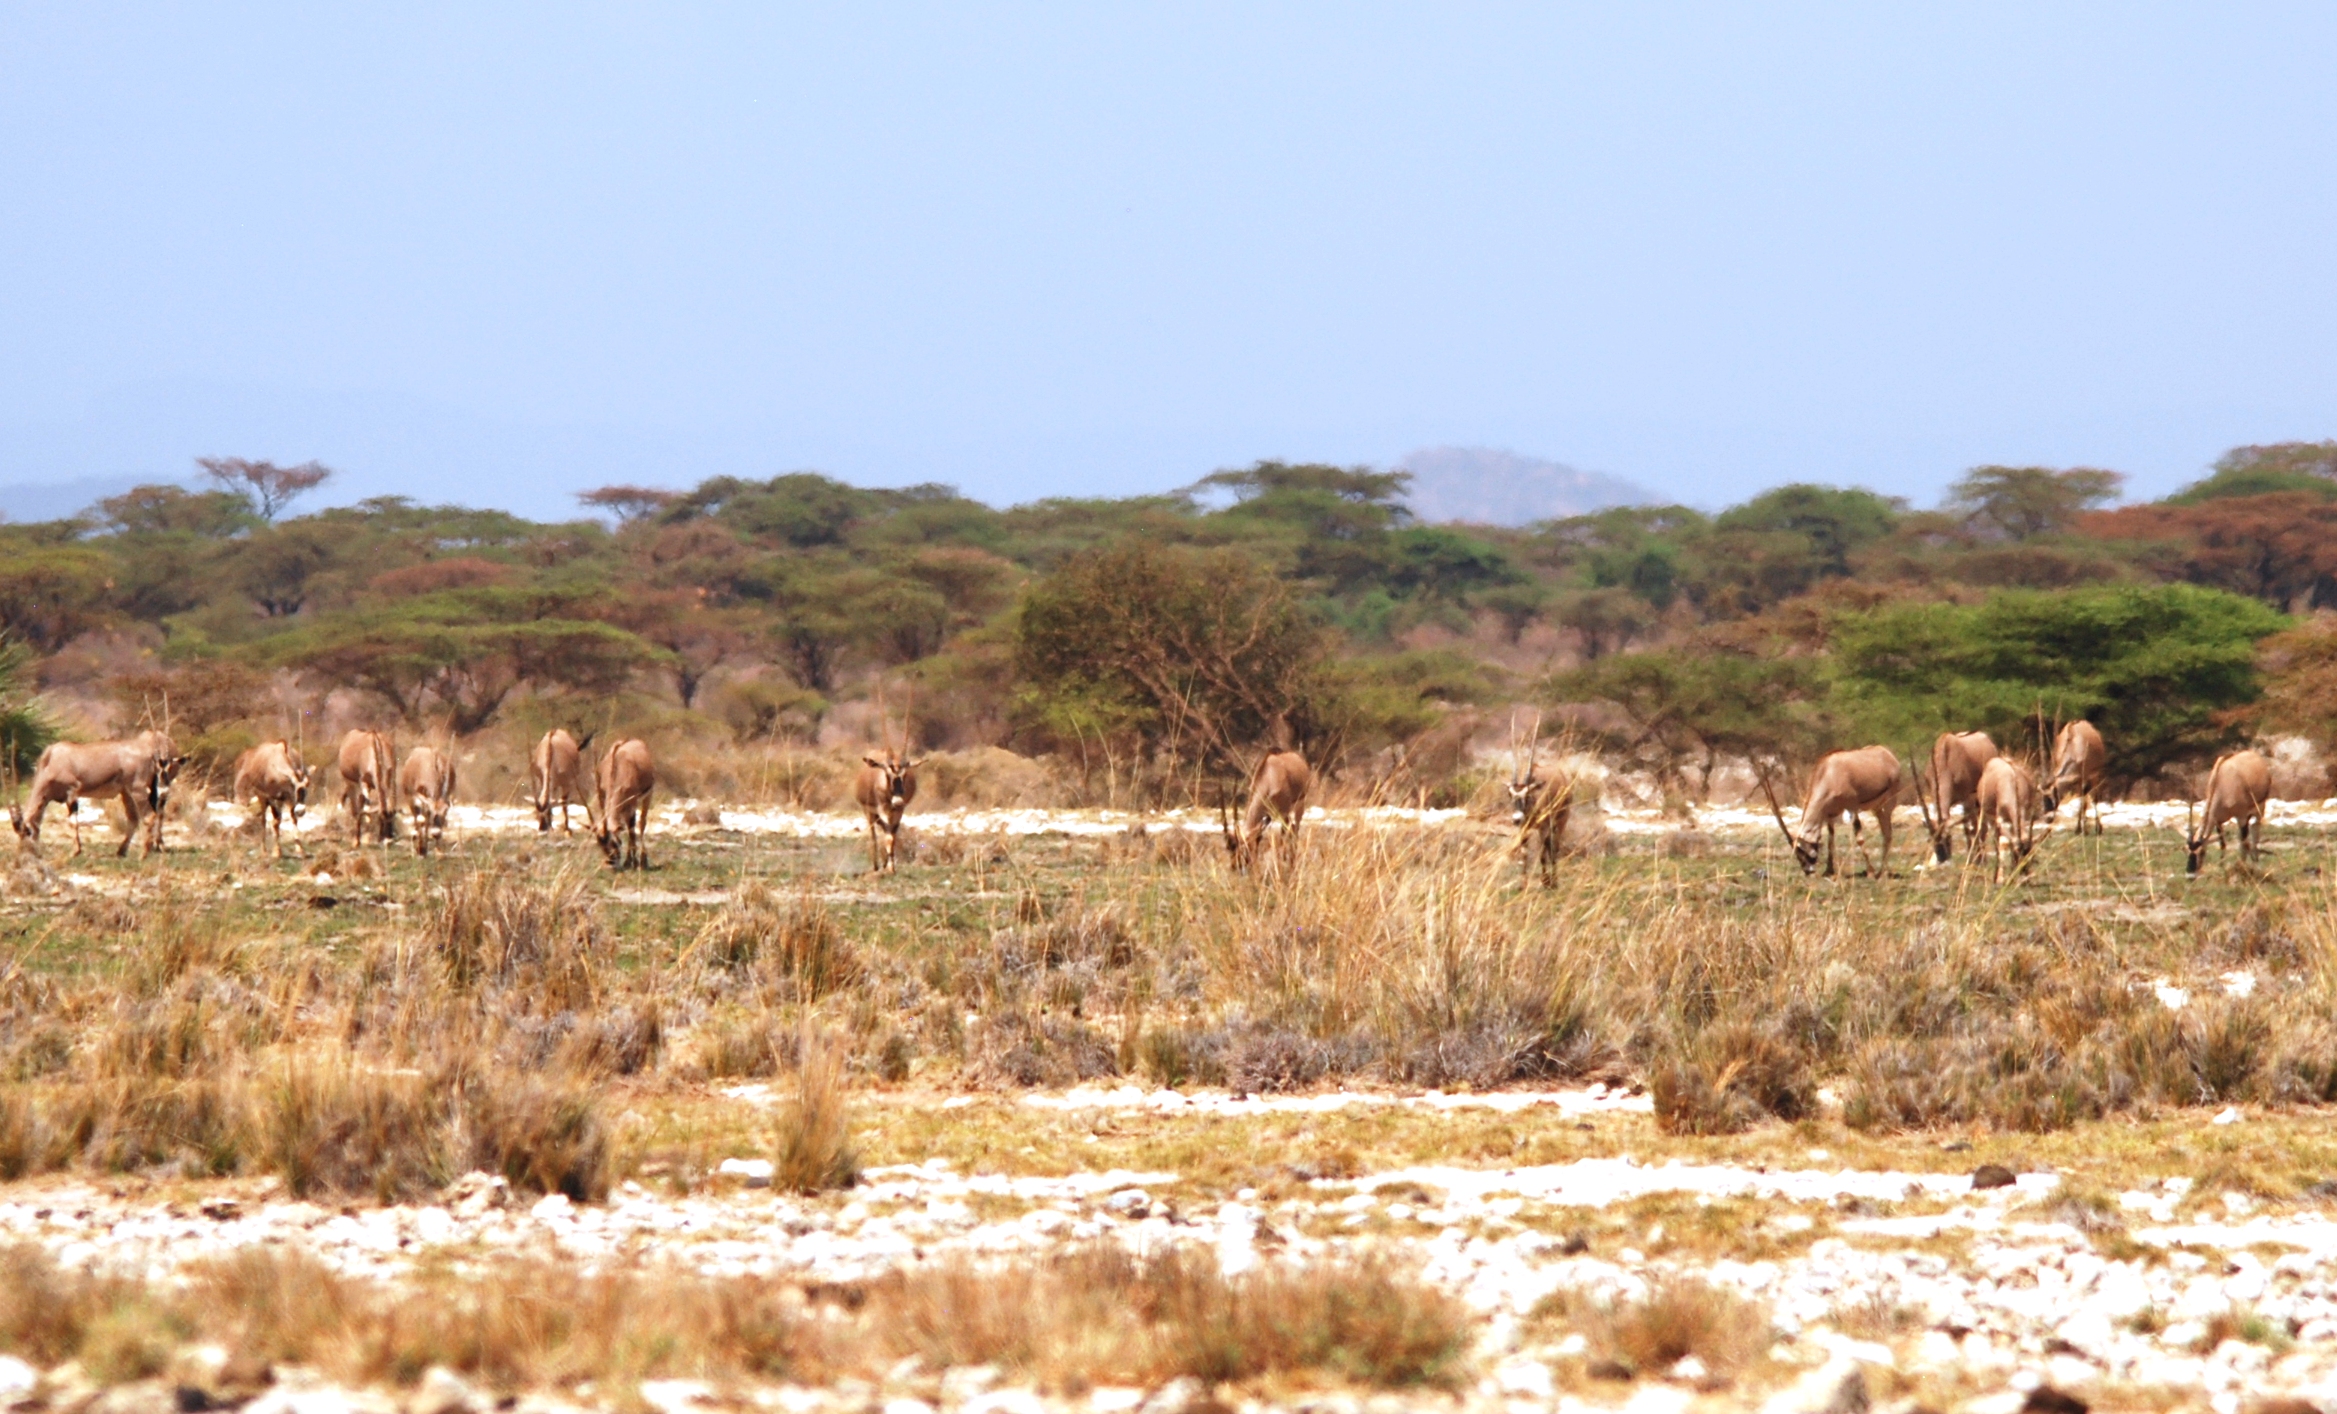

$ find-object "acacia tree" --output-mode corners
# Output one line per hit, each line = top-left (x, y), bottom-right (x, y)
(1551, 648), (1832, 800)
(1947, 465), (2124, 542)
(1016, 541), (1332, 775)
(264, 591), (662, 733)
(2253, 616), (2337, 760)
(578, 485), (679, 525)
(604, 589), (754, 707)
(198, 457), (333, 521)
(0, 538), (114, 651)
(2077, 493), (2337, 612)
(1830, 584), (2287, 786)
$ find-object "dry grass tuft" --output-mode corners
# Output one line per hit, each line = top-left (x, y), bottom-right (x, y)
(0, 1242), (1469, 1395)
(693, 883), (860, 1000)
(872, 1245), (1472, 1390)
(773, 1028), (859, 1194)
(1550, 1275), (1773, 1384)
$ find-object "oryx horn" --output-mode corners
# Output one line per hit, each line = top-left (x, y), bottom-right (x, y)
(1755, 762), (1799, 850)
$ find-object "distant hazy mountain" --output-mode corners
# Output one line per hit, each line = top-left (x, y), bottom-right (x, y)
(1398, 446), (1657, 526)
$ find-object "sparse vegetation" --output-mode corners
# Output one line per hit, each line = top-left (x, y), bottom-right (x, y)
(0, 1241), (1469, 1395)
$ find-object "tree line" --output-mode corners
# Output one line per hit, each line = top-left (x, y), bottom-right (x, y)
(0, 444), (2331, 797)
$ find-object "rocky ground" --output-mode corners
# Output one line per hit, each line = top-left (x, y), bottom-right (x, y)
(6, 1082), (2337, 1414)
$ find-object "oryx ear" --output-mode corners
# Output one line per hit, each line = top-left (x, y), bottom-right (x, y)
(907, 757), (925, 769)
(863, 755), (885, 768)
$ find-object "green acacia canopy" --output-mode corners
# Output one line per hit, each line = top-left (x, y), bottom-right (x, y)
(1829, 583), (2288, 785)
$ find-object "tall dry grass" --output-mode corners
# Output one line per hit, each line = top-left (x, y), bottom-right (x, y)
(1074, 824), (2337, 1132)
(0, 1242), (1471, 1395)
(0, 862), (629, 1198)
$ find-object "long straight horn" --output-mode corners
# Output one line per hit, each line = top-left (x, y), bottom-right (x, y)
(1909, 754), (1939, 836)
(1755, 762), (1798, 849)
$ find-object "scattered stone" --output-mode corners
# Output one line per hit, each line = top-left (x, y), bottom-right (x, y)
(1667, 1354), (1710, 1385)
(636, 1382), (713, 1414)
(937, 1366), (1000, 1405)
(961, 1394), (1045, 1414)
(89, 1381), (181, 1414)
(0, 1357), (35, 1409)
(1493, 1358), (1554, 1399)
(199, 1197), (240, 1221)
(440, 1172), (510, 1216)
(410, 1368), (484, 1414)
(1103, 1187), (1151, 1217)
(1136, 1377), (1218, 1414)
(2245, 1401), (2322, 1414)
(1972, 1164), (2018, 1190)
(718, 1158), (776, 1188)
(682, 803), (722, 826)
(1759, 1358), (1867, 1414)
(2018, 1389), (2088, 1414)
(244, 1386), (368, 1414)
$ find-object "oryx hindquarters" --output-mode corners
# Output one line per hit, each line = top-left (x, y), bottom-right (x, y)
(1223, 750), (1312, 876)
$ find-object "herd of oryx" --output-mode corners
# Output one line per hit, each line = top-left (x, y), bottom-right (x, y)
(1750, 719), (2277, 881)
(1, 711), (2284, 882)
(3, 716), (955, 877)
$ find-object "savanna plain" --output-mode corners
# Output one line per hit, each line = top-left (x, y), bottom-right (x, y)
(6, 782), (2337, 1414)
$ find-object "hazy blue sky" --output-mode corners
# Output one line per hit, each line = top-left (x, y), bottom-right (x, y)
(4, 5), (2335, 519)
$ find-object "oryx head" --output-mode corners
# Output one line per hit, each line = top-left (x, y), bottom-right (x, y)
(861, 750), (920, 811)
(1508, 710), (1545, 826)
(2182, 800), (2209, 876)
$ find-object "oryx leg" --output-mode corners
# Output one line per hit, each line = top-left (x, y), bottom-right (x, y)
(1850, 811), (1880, 878)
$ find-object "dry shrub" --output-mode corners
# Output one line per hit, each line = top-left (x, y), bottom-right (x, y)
(685, 1013), (797, 1079)
(1159, 827), (1629, 1092)
(191, 1249), (827, 1393)
(773, 1029), (859, 1194)
(694, 883), (860, 1000)
(970, 1007), (1119, 1088)
(428, 862), (608, 1008)
(2, 1242), (1468, 1395)
(1, 1051), (609, 1201)
(1134, 1023), (1229, 1089)
(1563, 1276), (1772, 1383)
(1653, 1023), (1815, 1137)
(0, 1243), (138, 1366)
(874, 1245), (1470, 1390)
(456, 1068), (615, 1203)
(917, 747), (1060, 808)
(256, 1059), (444, 1201)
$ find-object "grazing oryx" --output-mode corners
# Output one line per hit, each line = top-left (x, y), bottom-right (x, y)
(594, 738), (656, 870)
(1222, 750), (1313, 873)
(531, 728), (593, 832)
(337, 729), (397, 843)
(1760, 746), (1904, 878)
(1974, 756), (2048, 884)
(2183, 748), (2272, 875)
(853, 747), (921, 874)
(1916, 730), (1999, 863)
(232, 740), (311, 857)
(398, 745), (457, 856)
(2044, 720), (2108, 835)
(1507, 730), (1573, 888)
(9, 729), (184, 858)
